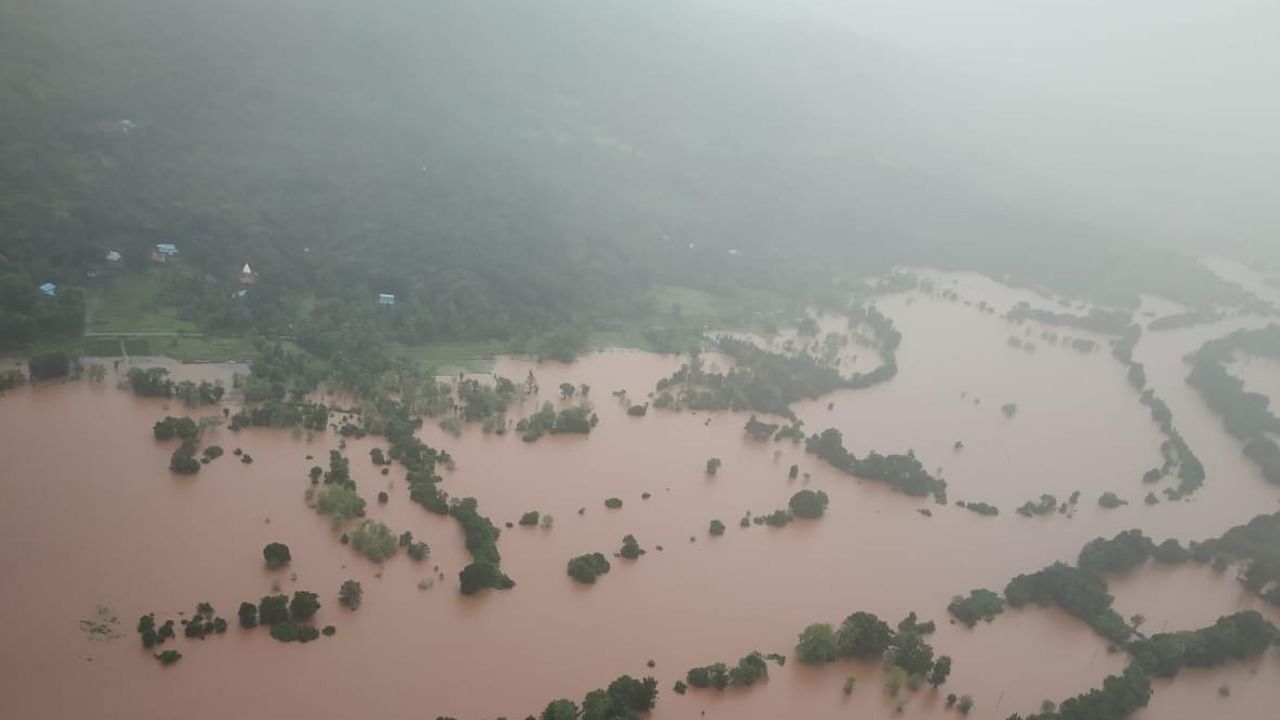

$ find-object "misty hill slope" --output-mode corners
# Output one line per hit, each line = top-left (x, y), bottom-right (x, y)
(0, 0), (1243, 346)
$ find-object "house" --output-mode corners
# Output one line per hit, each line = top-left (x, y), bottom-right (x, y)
(239, 263), (257, 285)
(377, 293), (396, 306)
(152, 243), (178, 263)
(38, 282), (57, 297)
(105, 250), (122, 263)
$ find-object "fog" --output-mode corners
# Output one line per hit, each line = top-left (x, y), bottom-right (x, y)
(720, 0), (1280, 260)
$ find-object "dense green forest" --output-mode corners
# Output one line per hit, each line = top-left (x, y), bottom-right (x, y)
(0, 0), (1247, 355)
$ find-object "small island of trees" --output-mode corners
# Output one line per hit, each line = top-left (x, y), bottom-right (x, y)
(567, 552), (611, 584)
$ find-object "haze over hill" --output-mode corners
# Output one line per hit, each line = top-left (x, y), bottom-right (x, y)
(2, 0), (1276, 347)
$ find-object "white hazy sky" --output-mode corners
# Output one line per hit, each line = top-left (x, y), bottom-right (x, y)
(708, 0), (1280, 253)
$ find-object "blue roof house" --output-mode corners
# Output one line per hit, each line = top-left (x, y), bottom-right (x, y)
(155, 243), (178, 256)
(38, 282), (57, 297)
(377, 293), (396, 306)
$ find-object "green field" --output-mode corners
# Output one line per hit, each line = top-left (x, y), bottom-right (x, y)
(87, 269), (197, 334)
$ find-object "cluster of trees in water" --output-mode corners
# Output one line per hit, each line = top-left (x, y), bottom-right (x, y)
(136, 590), (340, 664)
(1110, 325), (1206, 500)
(1188, 326), (1280, 485)
(794, 610), (954, 702)
(956, 500), (999, 517)
(957, 517), (1280, 720)
(127, 367), (224, 405)
(516, 400), (597, 442)
(567, 552), (612, 584)
(651, 304), (901, 419)
(684, 651), (783, 690)
(1008, 305), (1207, 501)
(534, 674), (657, 720)
(1191, 511), (1280, 605)
(1006, 303), (1133, 336)
(805, 428), (947, 503)
(743, 415), (806, 443)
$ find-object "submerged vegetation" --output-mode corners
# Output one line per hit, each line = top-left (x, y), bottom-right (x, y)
(806, 428), (946, 502)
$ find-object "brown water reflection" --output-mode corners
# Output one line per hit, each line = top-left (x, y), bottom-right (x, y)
(2, 280), (1279, 720)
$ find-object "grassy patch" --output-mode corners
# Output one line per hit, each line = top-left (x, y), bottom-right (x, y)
(87, 269), (196, 334)
(395, 340), (504, 373)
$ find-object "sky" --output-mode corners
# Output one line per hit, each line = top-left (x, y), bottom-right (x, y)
(712, 0), (1280, 257)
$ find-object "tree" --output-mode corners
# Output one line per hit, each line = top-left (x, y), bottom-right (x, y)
(606, 675), (658, 712)
(567, 553), (612, 584)
(709, 519), (726, 536)
(891, 632), (935, 676)
(520, 511), (541, 526)
(289, 591), (320, 621)
(948, 589), (1004, 626)
(169, 442), (201, 474)
(339, 580), (363, 609)
(788, 489), (829, 519)
(263, 542), (292, 569)
(258, 594), (290, 625)
(459, 561), (513, 595)
(928, 655), (952, 688)
(237, 601), (258, 628)
(706, 457), (722, 474)
(559, 382), (576, 399)
(796, 622), (839, 664)
(350, 520), (397, 562)
(540, 699), (578, 720)
(837, 611), (893, 658)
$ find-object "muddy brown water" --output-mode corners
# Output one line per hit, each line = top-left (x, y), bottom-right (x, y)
(2, 280), (1279, 719)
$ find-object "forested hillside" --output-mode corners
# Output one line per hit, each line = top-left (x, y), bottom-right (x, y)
(0, 0), (1242, 350)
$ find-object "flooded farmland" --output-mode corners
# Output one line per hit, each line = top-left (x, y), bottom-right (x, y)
(2, 276), (1279, 720)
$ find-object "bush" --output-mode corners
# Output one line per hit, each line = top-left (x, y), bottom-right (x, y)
(520, 511), (541, 526)
(706, 458), (722, 474)
(604, 497), (623, 509)
(709, 519), (726, 536)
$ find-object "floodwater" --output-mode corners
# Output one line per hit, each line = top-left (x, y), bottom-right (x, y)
(2, 274), (1279, 720)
